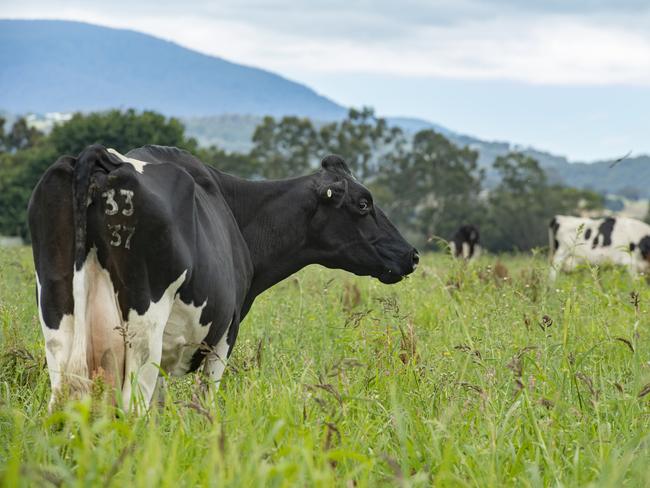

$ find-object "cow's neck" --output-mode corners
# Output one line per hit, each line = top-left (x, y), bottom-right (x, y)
(217, 171), (317, 300)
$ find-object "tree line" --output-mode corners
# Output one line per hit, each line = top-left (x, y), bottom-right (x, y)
(0, 108), (603, 251)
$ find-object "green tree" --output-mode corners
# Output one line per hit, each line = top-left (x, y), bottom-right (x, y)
(48, 109), (196, 156)
(197, 145), (259, 179)
(318, 107), (403, 180)
(248, 108), (403, 181)
(0, 117), (44, 153)
(483, 153), (548, 251)
(0, 110), (199, 239)
(0, 145), (58, 239)
(250, 116), (318, 179)
(378, 130), (484, 248)
(483, 152), (603, 252)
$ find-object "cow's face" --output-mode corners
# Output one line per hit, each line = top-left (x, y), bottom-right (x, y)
(308, 155), (418, 284)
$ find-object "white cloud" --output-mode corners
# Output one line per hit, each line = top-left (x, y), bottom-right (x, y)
(3, 1), (650, 85)
(3, 0), (649, 160)
(221, 15), (650, 84)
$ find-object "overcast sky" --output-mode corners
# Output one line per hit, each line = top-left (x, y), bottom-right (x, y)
(3, 0), (650, 161)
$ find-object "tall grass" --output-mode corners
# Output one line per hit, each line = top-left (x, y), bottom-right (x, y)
(1, 247), (649, 486)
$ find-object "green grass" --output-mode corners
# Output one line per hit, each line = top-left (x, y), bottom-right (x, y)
(1, 247), (650, 487)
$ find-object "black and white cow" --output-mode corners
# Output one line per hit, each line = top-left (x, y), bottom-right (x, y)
(549, 215), (650, 279)
(450, 224), (480, 260)
(29, 145), (419, 410)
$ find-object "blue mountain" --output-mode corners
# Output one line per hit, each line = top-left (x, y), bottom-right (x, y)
(0, 19), (346, 119)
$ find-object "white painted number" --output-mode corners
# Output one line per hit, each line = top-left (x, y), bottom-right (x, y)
(123, 226), (135, 249)
(107, 224), (137, 249)
(108, 224), (122, 247)
(102, 190), (118, 215)
(103, 188), (135, 216)
(104, 188), (137, 249)
(120, 189), (134, 216)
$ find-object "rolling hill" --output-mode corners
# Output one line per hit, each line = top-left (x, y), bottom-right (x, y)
(0, 19), (346, 119)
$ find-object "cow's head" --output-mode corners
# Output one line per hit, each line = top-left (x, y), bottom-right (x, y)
(307, 155), (418, 284)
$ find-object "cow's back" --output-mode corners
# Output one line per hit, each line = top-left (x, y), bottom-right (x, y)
(551, 215), (650, 274)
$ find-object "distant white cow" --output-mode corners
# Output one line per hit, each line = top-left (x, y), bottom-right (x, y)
(549, 215), (650, 280)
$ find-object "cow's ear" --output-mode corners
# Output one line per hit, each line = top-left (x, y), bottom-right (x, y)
(318, 180), (347, 206)
(321, 155), (352, 176)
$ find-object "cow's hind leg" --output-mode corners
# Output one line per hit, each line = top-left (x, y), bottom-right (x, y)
(203, 334), (229, 390)
(549, 251), (569, 282)
(120, 272), (187, 412)
(203, 316), (238, 392)
(36, 279), (75, 411)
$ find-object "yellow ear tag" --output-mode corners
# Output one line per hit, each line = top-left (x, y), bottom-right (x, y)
(327, 189), (332, 198)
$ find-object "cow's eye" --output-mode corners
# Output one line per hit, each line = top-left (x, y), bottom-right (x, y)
(359, 199), (371, 212)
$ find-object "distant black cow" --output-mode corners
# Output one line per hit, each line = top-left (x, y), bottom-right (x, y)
(29, 145), (419, 410)
(450, 224), (480, 260)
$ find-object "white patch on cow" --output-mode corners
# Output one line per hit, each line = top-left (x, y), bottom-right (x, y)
(203, 323), (231, 390)
(39, 249), (188, 411)
(36, 276), (74, 411)
(121, 271), (187, 411)
(450, 241), (479, 262)
(461, 242), (471, 259)
(160, 298), (212, 376)
(64, 248), (126, 398)
(83, 249), (126, 387)
(68, 254), (92, 394)
(551, 215), (650, 279)
(107, 148), (148, 174)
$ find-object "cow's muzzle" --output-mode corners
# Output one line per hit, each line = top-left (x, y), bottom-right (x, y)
(377, 248), (419, 284)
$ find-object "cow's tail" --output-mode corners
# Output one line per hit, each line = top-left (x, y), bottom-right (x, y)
(67, 145), (108, 395)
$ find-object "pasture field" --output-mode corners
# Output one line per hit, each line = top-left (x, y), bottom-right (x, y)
(1, 246), (650, 487)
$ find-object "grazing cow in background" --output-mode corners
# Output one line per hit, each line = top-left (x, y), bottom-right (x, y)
(450, 224), (480, 260)
(549, 215), (650, 280)
(29, 145), (418, 410)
